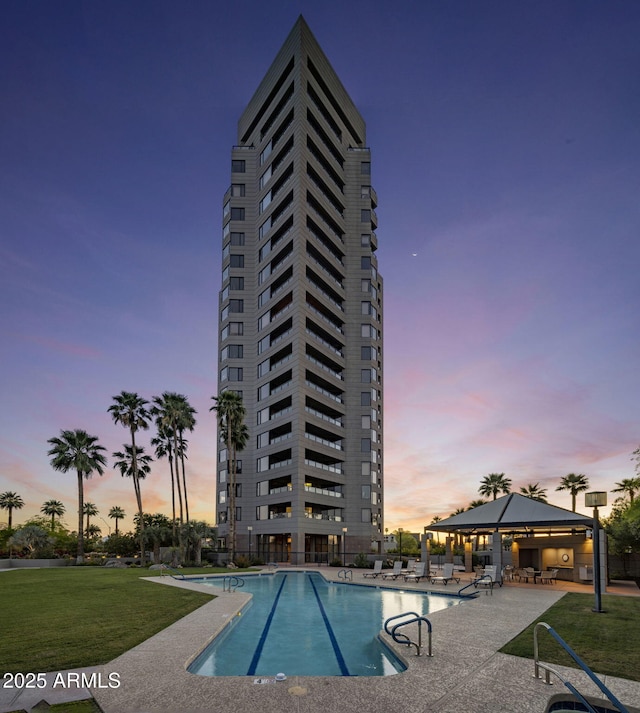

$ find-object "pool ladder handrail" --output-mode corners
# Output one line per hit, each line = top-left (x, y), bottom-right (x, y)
(533, 622), (629, 713)
(384, 611), (433, 657)
(456, 580), (481, 598)
(160, 565), (185, 580)
(337, 568), (353, 581)
(222, 575), (245, 592)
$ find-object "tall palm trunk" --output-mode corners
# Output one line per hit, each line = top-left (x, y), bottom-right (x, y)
(168, 449), (177, 545)
(77, 470), (85, 564)
(179, 429), (190, 524)
(130, 427), (145, 564)
(228, 419), (236, 562)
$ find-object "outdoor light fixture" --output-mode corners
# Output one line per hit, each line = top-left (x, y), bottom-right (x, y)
(247, 526), (253, 559)
(342, 527), (347, 565)
(585, 491), (607, 613)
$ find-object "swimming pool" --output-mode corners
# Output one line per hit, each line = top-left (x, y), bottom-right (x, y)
(188, 571), (462, 677)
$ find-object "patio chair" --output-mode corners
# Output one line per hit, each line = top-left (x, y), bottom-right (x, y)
(430, 562), (460, 585)
(517, 567), (536, 583)
(474, 565), (500, 589)
(403, 561), (426, 583)
(381, 560), (403, 580)
(363, 560), (383, 578)
(401, 558), (417, 574)
(539, 569), (558, 584)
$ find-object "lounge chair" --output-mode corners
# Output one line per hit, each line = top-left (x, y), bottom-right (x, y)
(363, 560), (383, 578)
(401, 558), (416, 574)
(403, 561), (426, 583)
(381, 561), (403, 580)
(474, 565), (499, 590)
(430, 562), (460, 585)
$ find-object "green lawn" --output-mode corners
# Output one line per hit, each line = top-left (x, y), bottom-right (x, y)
(0, 566), (223, 673)
(500, 593), (640, 681)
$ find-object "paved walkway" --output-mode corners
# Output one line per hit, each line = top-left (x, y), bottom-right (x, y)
(3, 570), (639, 713)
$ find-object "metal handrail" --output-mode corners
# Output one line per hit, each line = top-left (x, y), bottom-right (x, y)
(222, 575), (245, 592)
(160, 565), (185, 580)
(384, 612), (432, 657)
(337, 569), (352, 581)
(533, 622), (629, 713)
(456, 581), (480, 598)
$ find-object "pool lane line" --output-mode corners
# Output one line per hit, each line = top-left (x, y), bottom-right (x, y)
(246, 574), (288, 676)
(307, 573), (350, 676)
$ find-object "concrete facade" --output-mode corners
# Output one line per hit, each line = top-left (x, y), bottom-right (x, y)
(215, 17), (383, 564)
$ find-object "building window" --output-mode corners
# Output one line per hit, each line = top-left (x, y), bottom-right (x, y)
(361, 485), (371, 499)
(361, 209), (371, 222)
(232, 159), (246, 173)
(230, 207), (245, 221)
(220, 367), (243, 382)
(230, 255), (245, 268)
(361, 508), (371, 523)
(361, 438), (371, 452)
(230, 232), (245, 246)
(223, 201), (230, 219)
(361, 256), (371, 270)
(218, 491), (226, 504)
(236, 507), (241, 522)
(361, 162), (371, 175)
(361, 391), (371, 406)
(361, 369), (372, 383)
(221, 344), (243, 360)
(361, 415), (371, 429)
(218, 511), (227, 523)
(230, 277), (244, 290)
(231, 184), (245, 197)
(361, 234), (371, 248)
(256, 505), (268, 520)
(221, 322), (243, 339)
(361, 346), (376, 360)
(361, 461), (371, 476)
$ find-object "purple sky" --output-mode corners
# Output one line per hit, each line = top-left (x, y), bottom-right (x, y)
(1, 1), (639, 535)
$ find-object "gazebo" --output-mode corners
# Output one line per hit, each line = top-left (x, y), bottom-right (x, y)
(427, 493), (599, 584)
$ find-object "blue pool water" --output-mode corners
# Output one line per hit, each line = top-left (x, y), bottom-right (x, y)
(188, 571), (462, 677)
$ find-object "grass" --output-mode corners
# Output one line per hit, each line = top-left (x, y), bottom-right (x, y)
(0, 566), (225, 674)
(500, 593), (640, 682)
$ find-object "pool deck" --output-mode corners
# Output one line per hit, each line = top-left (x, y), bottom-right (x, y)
(3, 568), (639, 713)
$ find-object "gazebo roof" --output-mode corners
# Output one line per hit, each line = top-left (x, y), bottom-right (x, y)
(429, 493), (593, 532)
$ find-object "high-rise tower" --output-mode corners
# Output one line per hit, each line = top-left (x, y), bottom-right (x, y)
(215, 17), (383, 564)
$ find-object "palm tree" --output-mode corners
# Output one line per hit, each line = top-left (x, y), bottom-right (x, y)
(612, 477), (640, 505)
(210, 391), (247, 561)
(47, 429), (107, 563)
(108, 392), (150, 564)
(478, 473), (512, 501)
(108, 506), (126, 535)
(134, 513), (171, 563)
(172, 395), (196, 525)
(556, 473), (590, 512)
(112, 445), (153, 538)
(181, 520), (215, 566)
(40, 499), (66, 531)
(519, 483), (548, 502)
(83, 502), (99, 537)
(151, 425), (178, 543)
(151, 393), (192, 530)
(468, 499), (487, 509)
(0, 491), (24, 529)
(85, 523), (102, 541)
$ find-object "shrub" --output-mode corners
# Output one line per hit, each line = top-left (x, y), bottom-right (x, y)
(353, 552), (370, 568)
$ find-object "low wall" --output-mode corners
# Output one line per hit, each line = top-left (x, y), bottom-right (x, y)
(0, 559), (71, 569)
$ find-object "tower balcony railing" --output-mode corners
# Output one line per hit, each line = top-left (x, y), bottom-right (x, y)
(307, 225), (344, 260)
(306, 253), (344, 290)
(304, 432), (343, 451)
(304, 485), (343, 498)
(269, 432), (292, 446)
(269, 328), (293, 350)
(306, 354), (344, 381)
(304, 512), (343, 521)
(305, 329), (343, 357)
(308, 282), (344, 312)
(269, 512), (292, 519)
(304, 458), (343, 475)
(266, 405), (293, 422)
(304, 406), (343, 428)
(269, 484), (293, 495)
(268, 458), (292, 471)
(305, 380), (343, 404)
(307, 173), (344, 219)
(269, 380), (293, 397)
(306, 304), (344, 334)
